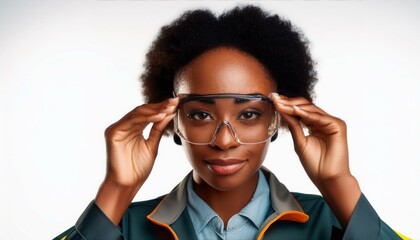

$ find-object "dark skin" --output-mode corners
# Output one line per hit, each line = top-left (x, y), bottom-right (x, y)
(96, 47), (361, 230)
(175, 48), (274, 227)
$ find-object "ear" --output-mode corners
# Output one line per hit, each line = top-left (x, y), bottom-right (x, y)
(173, 134), (182, 145)
(270, 131), (278, 142)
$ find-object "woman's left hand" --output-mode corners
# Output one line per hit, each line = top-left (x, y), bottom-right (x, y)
(269, 93), (361, 228)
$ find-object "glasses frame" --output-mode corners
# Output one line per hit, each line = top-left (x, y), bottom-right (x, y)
(173, 93), (280, 145)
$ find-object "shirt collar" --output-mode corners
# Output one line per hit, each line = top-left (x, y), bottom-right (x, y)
(186, 170), (270, 235)
(236, 170), (270, 228)
(185, 175), (216, 234)
(147, 167), (309, 227)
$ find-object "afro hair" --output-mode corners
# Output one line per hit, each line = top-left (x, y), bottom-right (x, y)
(140, 5), (317, 134)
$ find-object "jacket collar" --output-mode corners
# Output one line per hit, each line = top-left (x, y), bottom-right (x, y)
(262, 166), (309, 221)
(256, 167), (309, 239)
(147, 167), (309, 231)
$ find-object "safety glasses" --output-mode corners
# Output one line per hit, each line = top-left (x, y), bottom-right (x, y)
(174, 93), (280, 145)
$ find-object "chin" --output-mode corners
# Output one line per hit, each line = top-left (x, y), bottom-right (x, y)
(193, 167), (258, 192)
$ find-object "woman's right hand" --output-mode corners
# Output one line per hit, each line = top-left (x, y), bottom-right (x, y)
(95, 98), (179, 225)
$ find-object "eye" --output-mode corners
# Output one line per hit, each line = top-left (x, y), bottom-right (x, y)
(187, 111), (213, 121)
(238, 110), (261, 120)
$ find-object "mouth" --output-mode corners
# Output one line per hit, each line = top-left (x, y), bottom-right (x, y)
(204, 158), (246, 176)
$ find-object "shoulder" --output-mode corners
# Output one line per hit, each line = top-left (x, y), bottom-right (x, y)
(121, 195), (167, 224)
(120, 195), (166, 228)
(126, 195), (166, 215)
(291, 192), (329, 210)
(291, 192), (338, 222)
(291, 192), (324, 203)
(119, 195), (172, 238)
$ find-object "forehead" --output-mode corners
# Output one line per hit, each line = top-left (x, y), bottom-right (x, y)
(175, 47), (276, 95)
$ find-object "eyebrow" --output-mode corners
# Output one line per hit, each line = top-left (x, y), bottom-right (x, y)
(234, 98), (251, 104)
(180, 93), (269, 105)
(195, 97), (252, 105)
(197, 98), (215, 104)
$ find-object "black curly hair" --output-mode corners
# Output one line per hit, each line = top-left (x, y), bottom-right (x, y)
(140, 5), (317, 134)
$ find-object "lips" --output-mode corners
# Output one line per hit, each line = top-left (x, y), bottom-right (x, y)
(204, 158), (246, 176)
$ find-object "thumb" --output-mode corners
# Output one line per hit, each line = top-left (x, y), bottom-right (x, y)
(146, 113), (176, 155)
(280, 112), (306, 154)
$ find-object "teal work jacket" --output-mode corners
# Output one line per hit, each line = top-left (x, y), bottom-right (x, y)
(54, 168), (405, 240)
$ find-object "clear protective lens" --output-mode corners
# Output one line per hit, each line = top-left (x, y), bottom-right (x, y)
(174, 94), (280, 145)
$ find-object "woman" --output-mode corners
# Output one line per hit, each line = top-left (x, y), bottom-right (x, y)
(55, 5), (406, 240)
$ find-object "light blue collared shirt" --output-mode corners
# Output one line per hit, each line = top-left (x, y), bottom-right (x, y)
(186, 170), (270, 240)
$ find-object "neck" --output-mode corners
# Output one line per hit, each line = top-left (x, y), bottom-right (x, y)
(192, 171), (259, 229)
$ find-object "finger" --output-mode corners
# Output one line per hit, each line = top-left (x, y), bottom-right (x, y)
(123, 112), (176, 148)
(120, 112), (168, 131)
(270, 93), (302, 116)
(293, 106), (345, 137)
(279, 96), (309, 106)
(120, 100), (177, 132)
(148, 97), (179, 111)
(295, 103), (329, 116)
(125, 98), (178, 119)
(106, 113), (168, 142)
(269, 93), (310, 106)
(280, 113), (307, 153)
(269, 93), (330, 115)
(146, 113), (177, 151)
(293, 105), (325, 127)
(105, 98), (179, 143)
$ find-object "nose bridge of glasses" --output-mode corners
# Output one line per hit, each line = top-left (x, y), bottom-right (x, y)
(209, 120), (240, 145)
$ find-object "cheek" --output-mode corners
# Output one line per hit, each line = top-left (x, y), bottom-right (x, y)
(182, 144), (203, 166)
(247, 143), (270, 164)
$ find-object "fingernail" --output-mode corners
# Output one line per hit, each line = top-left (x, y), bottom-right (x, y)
(168, 97), (178, 103)
(269, 92), (279, 99)
(165, 105), (177, 111)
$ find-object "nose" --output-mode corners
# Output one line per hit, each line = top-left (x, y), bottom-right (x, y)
(210, 121), (240, 150)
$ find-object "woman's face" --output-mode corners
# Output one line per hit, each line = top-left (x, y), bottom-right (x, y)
(175, 47), (277, 191)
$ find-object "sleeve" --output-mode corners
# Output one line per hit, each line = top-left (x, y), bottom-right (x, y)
(53, 201), (125, 240)
(340, 193), (408, 240)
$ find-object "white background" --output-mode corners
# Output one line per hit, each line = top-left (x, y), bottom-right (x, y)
(0, 1), (419, 239)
